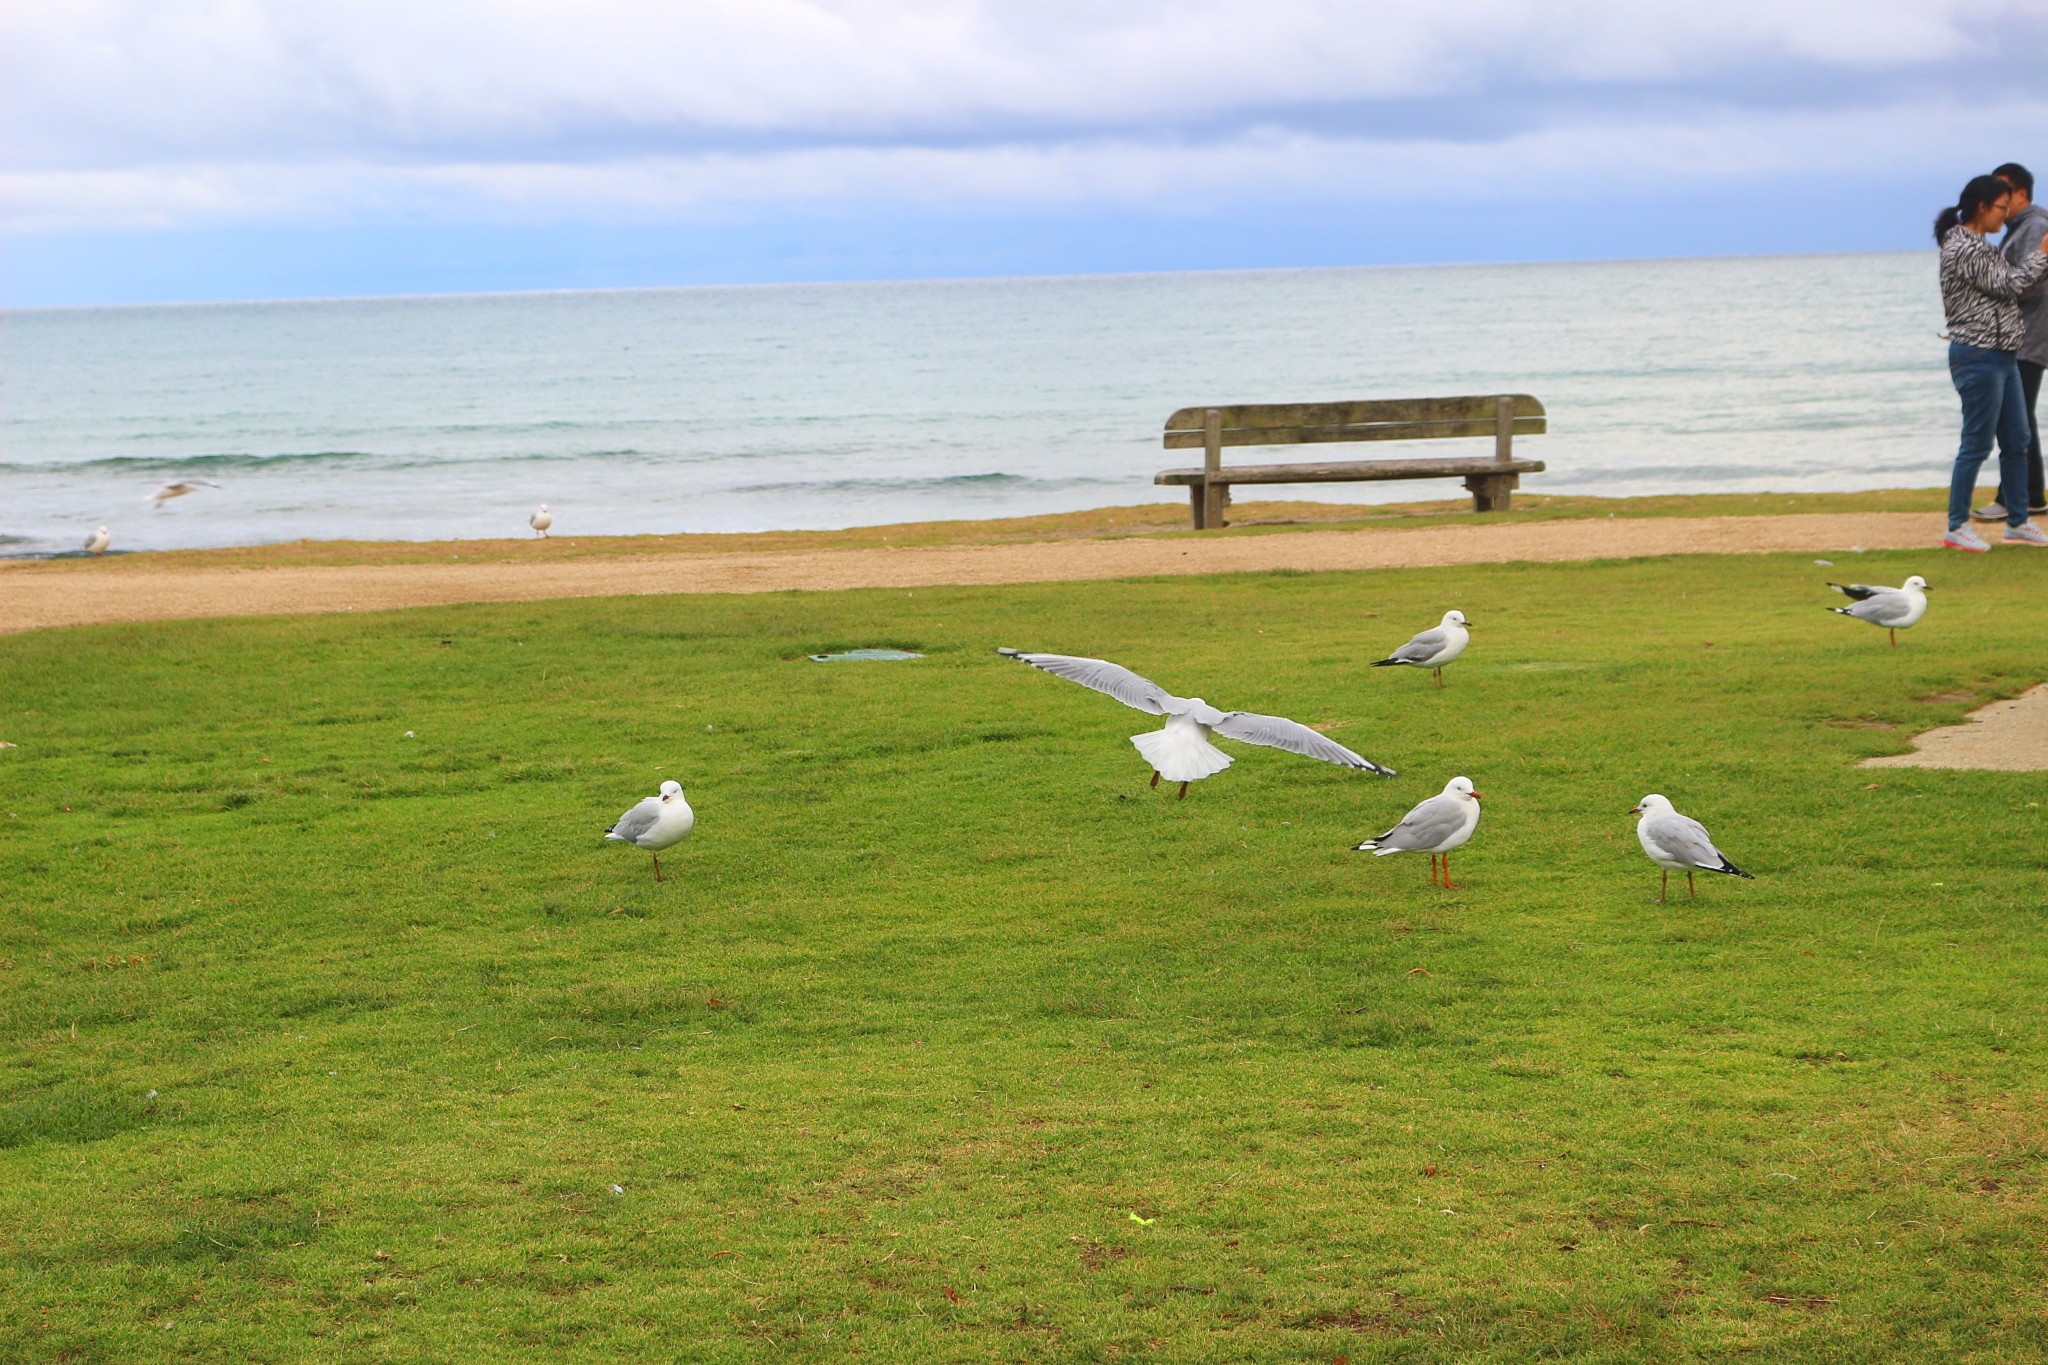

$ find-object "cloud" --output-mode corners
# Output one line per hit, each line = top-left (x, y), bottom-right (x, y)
(5, 0), (2044, 233)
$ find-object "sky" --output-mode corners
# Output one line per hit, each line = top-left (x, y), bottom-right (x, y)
(5, 0), (2047, 306)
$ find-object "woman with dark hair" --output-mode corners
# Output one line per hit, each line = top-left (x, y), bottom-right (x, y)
(1937, 173), (2048, 550)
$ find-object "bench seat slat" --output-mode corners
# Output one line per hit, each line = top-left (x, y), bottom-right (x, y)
(1163, 416), (1546, 449)
(1164, 394), (1543, 435)
(1154, 457), (1545, 487)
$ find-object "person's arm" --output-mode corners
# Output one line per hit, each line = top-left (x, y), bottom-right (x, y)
(1958, 232), (2048, 300)
(2008, 215), (2048, 299)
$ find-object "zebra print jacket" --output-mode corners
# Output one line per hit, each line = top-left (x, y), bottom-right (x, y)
(1941, 225), (2048, 352)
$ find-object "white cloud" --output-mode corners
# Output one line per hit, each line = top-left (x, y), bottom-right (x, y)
(4, 1), (2042, 231)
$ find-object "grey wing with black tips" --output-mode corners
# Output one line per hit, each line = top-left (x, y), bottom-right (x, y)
(1211, 711), (1395, 775)
(606, 797), (661, 843)
(996, 649), (1174, 715)
(1645, 813), (1751, 876)
(1360, 794), (1462, 850)
(1827, 582), (1890, 602)
(1835, 594), (1913, 627)
(1378, 626), (1449, 665)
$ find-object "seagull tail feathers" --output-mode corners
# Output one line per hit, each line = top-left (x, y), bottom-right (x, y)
(1825, 607), (1854, 617)
(1352, 838), (1399, 855)
(1368, 657), (1403, 668)
(1716, 858), (1754, 880)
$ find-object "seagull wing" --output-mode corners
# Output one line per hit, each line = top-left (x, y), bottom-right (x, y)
(1643, 812), (1728, 870)
(997, 650), (1174, 715)
(1211, 711), (1395, 774)
(1827, 581), (1895, 602)
(1368, 794), (1465, 849)
(1384, 626), (1450, 664)
(606, 797), (662, 843)
(1843, 594), (1914, 627)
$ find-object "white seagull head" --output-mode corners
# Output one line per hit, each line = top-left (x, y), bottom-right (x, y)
(658, 780), (684, 801)
(1443, 610), (1469, 627)
(1630, 793), (1673, 816)
(1445, 775), (1481, 802)
(1901, 575), (1929, 592)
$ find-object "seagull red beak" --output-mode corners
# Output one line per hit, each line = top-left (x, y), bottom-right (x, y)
(1628, 804), (1644, 815)
(1469, 790), (1483, 802)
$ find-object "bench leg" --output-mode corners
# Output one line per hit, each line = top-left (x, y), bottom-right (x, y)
(1188, 484), (1207, 530)
(1465, 472), (1518, 513)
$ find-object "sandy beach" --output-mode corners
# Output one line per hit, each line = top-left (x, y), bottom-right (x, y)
(0, 507), (1936, 636)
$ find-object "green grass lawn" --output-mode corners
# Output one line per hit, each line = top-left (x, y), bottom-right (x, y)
(2, 548), (2044, 1362)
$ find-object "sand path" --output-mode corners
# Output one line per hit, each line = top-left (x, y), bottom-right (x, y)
(0, 511), (1935, 637)
(1863, 685), (2048, 772)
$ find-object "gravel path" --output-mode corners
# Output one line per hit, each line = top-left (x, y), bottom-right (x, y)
(0, 511), (1935, 637)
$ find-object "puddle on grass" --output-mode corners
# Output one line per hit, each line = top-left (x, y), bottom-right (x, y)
(808, 648), (924, 663)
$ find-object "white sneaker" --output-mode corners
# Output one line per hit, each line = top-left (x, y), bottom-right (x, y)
(2004, 521), (2048, 546)
(1944, 525), (1991, 552)
(1972, 501), (2008, 522)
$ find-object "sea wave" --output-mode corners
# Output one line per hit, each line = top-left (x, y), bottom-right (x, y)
(725, 471), (1133, 496)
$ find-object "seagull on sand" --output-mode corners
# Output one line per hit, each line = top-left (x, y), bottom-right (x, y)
(530, 504), (552, 538)
(83, 526), (110, 556)
(605, 780), (695, 882)
(1371, 610), (1470, 686)
(997, 649), (1395, 797)
(1630, 794), (1753, 902)
(1353, 776), (1482, 886)
(1826, 576), (1928, 647)
(147, 479), (220, 506)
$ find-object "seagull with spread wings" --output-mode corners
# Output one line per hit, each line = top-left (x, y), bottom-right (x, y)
(997, 648), (1394, 797)
(147, 479), (221, 506)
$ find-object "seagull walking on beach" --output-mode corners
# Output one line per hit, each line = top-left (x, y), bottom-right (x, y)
(1353, 776), (1482, 886)
(147, 479), (220, 506)
(83, 526), (110, 556)
(1826, 576), (1928, 647)
(997, 649), (1395, 797)
(1371, 610), (1470, 686)
(605, 780), (695, 882)
(1630, 794), (1752, 902)
(530, 504), (552, 538)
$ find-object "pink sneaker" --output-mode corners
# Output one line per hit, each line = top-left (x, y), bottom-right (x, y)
(2004, 522), (2048, 546)
(1944, 525), (1991, 552)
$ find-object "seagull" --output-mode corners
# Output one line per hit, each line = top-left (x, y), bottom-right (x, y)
(997, 649), (1394, 797)
(1371, 610), (1470, 686)
(83, 526), (110, 556)
(530, 504), (552, 538)
(1826, 576), (1928, 648)
(147, 479), (220, 506)
(1630, 794), (1753, 902)
(1353, 776), (1482, 886)
(605, 779), (695, 882)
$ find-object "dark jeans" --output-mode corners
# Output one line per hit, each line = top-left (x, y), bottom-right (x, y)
(2021, 358), (2045, 510)
(1948, 342), (2032, 530)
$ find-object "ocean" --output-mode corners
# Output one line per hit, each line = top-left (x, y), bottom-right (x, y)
(0, 252), (1954, 557)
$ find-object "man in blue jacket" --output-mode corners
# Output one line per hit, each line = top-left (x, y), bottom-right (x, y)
(1976, 162), (2048, 521)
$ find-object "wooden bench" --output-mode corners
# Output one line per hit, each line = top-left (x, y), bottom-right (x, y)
(1156, 394), (1546, 529)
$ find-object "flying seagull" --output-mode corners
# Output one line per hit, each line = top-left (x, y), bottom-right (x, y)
(83, 526), (110, 556)
(1630, 794), (1752, 902)
(1353, 776), (1482, 886)
(530, 504), (552, 538)
(147, 479), (220, 506)
(997, 648), (1394, 797)
(605, 779), (695, 882)
(1371, 610), (1470, 686)
(1826, 576), (1927, 647)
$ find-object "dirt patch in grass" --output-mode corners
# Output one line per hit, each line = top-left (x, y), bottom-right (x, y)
(1863, 685), (2048, 771)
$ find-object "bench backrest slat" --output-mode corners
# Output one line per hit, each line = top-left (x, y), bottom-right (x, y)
(1162, 394), (1545, 448)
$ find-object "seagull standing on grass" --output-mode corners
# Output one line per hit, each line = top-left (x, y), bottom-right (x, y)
(530, 504), (552, 538)
(147, 479), (220, 506)
(1371, 611), (1470, 686)
(997, 649), (1395, 797)
(1631, 794), (1752, 902)
(1353, 776), (1482, 887)
(83, 526), (110, 556)
(606, 780), (694, 882)
(1825, 576), (1928, 647)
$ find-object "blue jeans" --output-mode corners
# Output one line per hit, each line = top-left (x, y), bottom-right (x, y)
(1948, 342), (2032, 530)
